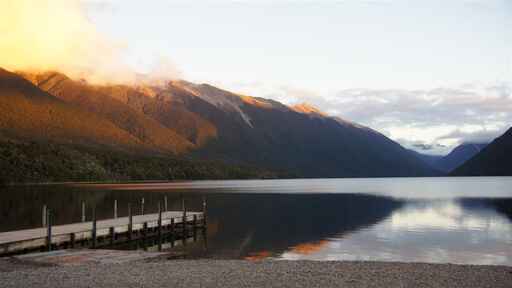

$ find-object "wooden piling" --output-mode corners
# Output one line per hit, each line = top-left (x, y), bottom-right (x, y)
(42, 205), (47, 227)
(170, 218), (175, 248)
(158, 202), (162, 251)
(143, 222), (148, 240)
(81, 201), (86, 222)
(164, 196), (168, 212)
(46, 209), (52, 251)
(141, 198), (145, 215)
(109, 227), (115, 245)
(114, 200), (118, 219)
(182, 216), (187, 246)
(193, 214), (197, 241)
(70, 233), (75, 248)
(128, 203), (133, 240)
(92, 207), (97, 248)
(158, 202), (162, 239)
(202, 196), (207, 227)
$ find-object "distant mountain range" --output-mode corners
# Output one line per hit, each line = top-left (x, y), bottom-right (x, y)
(437, 143), (487, 172)
(0, 67), (446, 181)
(452, 128), (512, 176)
(412, 143), (488, 173)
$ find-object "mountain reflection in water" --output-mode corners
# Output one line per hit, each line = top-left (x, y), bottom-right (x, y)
(279, 199), (512, 265)
(0, 178), (511, 266)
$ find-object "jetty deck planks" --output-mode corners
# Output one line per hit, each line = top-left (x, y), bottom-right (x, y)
(0, 211), (204, 255)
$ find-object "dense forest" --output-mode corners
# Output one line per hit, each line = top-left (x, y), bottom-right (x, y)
(0, 140), (285, 184)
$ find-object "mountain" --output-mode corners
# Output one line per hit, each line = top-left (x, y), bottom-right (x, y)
(1, 67), (440, 180)
(410, 143), (487, 173)
(408, 150), (443, 168)
(0, 68), (277, 183)
(435, 143), (487, 173)
(452, 128), (512, 176)
(19, 71), (193, 154)
(148, 82), (438, 177)
(0, 68), (141, 150)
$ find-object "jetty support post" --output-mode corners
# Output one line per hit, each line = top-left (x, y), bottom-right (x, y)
(46, 209), (52, 251)
(182, 196), (187, 245)
(143, 222), (148, 240)
(92, 206), (97, 248)
(109, 227), (115, 245)
(70, 233), (75, 248)
(158, 202), (162, 250)
(42, 205), (47, 227)
(202, 196), (207, 227)
(182, 195), (187, 223)
(193, 214), (197, 241)
(128, 203), (133, 240)
(170, 218), (175, 248)
(114, 200), (118, 219)
(81, 201), (86, 222)
(141, 198), (145, 215)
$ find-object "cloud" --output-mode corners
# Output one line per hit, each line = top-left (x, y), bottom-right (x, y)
(412, 143), (447, 151)
(0, 0), (180, 84)
(228, 81), (512, 155)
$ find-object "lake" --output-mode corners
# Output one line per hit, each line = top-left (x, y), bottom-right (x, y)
(1, 177), (511, 265)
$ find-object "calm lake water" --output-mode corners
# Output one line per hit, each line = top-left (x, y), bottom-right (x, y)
(1, 177), (511, 266)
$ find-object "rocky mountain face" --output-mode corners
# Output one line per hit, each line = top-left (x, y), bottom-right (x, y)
(1, 67), (440, 179)
(452, 129), (512, 176)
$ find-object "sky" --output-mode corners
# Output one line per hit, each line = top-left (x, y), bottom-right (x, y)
(38, 1), (512, 154)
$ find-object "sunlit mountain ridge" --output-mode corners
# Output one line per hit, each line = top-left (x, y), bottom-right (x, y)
(0, 67), (442, 181)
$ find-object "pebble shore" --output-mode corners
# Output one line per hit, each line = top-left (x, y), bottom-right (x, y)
(1, 258), (511, 288)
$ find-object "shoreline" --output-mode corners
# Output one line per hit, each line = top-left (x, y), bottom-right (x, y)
(1, 257), (511, 288)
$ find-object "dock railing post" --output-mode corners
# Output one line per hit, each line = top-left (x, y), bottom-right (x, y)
(169, 218), (174, 248)
(158, 202), (162, 251)
(141, 198), (145, 215)
(182, 196), (186, 221)
(81, 201), (86, 222)
(164, 196), (168, 212)
(128, 203), (133, 240)
(114, 200), (118, 219)
(202, 196), (207, 227)
(46, 209), (52, 251)
(182, 197), (187, 245)
(42, 205), (47, 227)
(92, 206), (97, 248)
(109, 227), (115, 246)
(193, 214), (197, 241)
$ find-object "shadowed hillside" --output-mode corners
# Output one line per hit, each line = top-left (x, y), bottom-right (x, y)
(162, 82), (440, 177)
(411, 143), (487, 173)
(452, 128), (512, 176)
(436, 143), (487, 172)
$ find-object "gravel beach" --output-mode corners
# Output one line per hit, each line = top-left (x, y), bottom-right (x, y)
(1, 258), (511, 288)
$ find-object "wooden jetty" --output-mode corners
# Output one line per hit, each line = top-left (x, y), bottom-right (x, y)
(0, 199), (207, 256)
